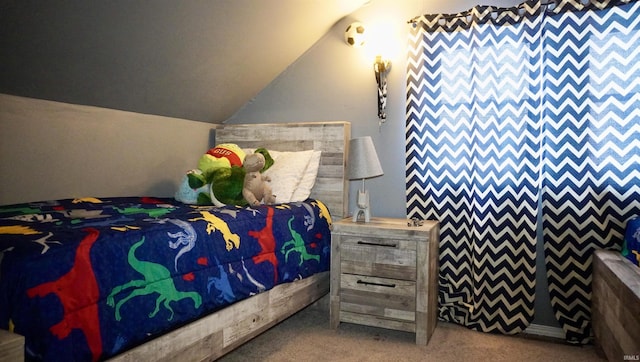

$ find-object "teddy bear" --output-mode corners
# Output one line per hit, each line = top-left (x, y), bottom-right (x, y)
(242, 152), (276, 206)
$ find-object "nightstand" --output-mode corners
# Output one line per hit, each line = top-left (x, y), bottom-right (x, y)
(329, 217), (439, 345)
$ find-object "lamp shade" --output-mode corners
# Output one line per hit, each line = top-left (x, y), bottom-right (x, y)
(347, 136), (383, 180)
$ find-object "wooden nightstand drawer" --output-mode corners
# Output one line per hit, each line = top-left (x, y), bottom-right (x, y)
(339, 238), (417, 280)
(340, 274), (416, 316)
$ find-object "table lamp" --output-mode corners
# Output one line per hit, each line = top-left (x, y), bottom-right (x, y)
(348, 136), (384, 222)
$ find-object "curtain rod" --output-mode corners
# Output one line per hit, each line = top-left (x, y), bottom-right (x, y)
(407, 1), (556, 23)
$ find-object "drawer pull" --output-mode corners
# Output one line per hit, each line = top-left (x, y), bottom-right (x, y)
(357, 241), (397, 248)
(357, 280), (396, 288)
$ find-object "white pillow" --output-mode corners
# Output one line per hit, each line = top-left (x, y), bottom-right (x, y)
(263, 150), (313, 203)
(291, 150), (321, 202)
(243, 149), (321, 203)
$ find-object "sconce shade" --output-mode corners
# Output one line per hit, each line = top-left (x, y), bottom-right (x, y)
(348, 136), (384, 180)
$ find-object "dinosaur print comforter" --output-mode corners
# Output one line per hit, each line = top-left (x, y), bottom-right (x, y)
(0, 196), (332, 361)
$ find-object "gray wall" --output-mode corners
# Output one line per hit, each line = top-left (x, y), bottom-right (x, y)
(0, 94), (214, 205)
(229, 0), (525, 221)
(228, 0), (559, 329)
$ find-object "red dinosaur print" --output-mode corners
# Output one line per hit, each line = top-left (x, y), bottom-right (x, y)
(249, 207), (278, 283)
(141, 197), (165, 204)
(27, 228), (102, 361)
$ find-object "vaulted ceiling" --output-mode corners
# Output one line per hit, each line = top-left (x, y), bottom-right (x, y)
(0, 1), (369, 122)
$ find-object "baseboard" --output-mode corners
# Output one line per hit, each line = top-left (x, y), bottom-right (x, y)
(524, 323), (565, 340)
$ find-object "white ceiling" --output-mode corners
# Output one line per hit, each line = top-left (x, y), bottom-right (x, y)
(0, 0), (369, 122)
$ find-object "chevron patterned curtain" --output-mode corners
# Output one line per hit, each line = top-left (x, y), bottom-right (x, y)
(406, 0), (640, 342)
(540, 0), (640, 343)
(406, 2), (544, 335)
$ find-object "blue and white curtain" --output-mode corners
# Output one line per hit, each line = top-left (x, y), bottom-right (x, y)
(406, 0), (640, 343)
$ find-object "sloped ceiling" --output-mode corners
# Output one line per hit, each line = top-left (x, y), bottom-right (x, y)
(0, 0), (368, 123)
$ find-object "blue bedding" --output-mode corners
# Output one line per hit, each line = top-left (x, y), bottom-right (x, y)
(622, 216), (640, 267)
(0, 197), (332, 361)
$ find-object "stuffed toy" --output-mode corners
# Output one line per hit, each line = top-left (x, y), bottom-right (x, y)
(175, 144), (247, 206)
(209, 166), (247, 206)
(198, 144), (245, 174)
(242, 151), (276, 206)
(175, 169), (210, 205)
(175, 145), (276, 207)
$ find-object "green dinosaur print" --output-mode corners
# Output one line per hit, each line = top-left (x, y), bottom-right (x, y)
(0, 206), (42, 215)
(113, 206), (175, 218)
(281, 216), (320, 266)
(107, 237), (201, 321)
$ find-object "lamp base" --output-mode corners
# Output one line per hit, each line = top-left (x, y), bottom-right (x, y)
(352, 190), (371, 223)
(352, 207), (371, 223)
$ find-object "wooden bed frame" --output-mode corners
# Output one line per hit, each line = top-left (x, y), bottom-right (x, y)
(592, 249), (640, 361)
(0, 121), (351, 362)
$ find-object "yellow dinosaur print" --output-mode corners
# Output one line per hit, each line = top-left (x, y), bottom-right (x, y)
(276, 204), (291, 210)
(633, 250), (640, 265)
(189, 211), (240, 251)
(311, 200), (332, 226)
(0, 225), (40, 235)
(111, 225), (142, 232)
(72, 197), (103, 204)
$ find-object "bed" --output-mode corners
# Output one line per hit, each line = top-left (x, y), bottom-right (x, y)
(0, 121), (350, 361)
(592, 216), (640, 360)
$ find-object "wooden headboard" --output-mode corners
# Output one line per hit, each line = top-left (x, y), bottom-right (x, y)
(214, 121), (350, 220)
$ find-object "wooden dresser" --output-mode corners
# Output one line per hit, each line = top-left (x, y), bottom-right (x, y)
(329, 217), (439, 345)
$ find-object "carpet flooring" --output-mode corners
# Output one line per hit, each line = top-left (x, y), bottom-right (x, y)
(219, 302), (606, 362)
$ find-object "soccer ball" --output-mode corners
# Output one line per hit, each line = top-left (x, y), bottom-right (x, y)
(344, 22), (365, 47)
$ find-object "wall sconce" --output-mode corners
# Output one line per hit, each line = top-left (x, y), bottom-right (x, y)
(374, 55), (391, 124)
(344, 22), (392, 126)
